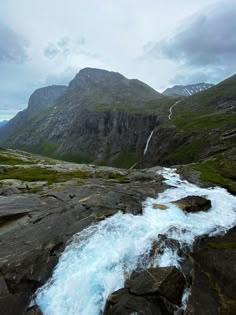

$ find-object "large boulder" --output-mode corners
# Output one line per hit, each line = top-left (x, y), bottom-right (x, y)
(172, 195), (211, 213)
(104, 267), (185, 315)
(186, 227), (236, 314)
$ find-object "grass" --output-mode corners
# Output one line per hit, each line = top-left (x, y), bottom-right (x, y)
(170, 112), (236, 131)
(0, 155), (32, 165)
(191, 157), (236, 193)
(0, 165), (130, 185)
(94, 97), (178, 114)
(0, 167), (91, 185)
(163, 140), (203, 164)
(110, 152), (138, 169)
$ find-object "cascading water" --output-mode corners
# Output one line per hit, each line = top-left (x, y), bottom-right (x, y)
(143, 130), (154, 155)
(36, 168), (236, 315)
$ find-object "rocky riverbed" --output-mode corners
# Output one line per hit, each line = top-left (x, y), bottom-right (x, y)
(0, 149), (235, 315)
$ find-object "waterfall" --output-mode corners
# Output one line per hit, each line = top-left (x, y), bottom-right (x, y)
(143, 130), (154, 155)
(36, 168), (236, 315)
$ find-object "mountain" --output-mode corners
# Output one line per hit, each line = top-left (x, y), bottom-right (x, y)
(0, 120), (8, 128)
(0, 69), (235, 192)
(162, 82), (214, 96)
(0, 68), (164, 167)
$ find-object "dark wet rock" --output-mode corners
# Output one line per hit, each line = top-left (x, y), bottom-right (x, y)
(104, 288), (173, 315)
(0, 291), (30, 315)
(104, 267), (185, 315)
(127, 267), (185, 305)
(172, 195), (211, 213)
(186, 226), (236, 315)
(26, 305), (43, 315)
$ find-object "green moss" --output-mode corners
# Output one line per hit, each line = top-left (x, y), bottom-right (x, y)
(0, 167), (92, 185)
(208, 242), (236, 250)
(0, 155), (32, 165)
(107, 173), (129, 182)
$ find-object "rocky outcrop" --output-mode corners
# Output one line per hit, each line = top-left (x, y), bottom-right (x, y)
(104, 267), (185, 315)
(0, 161), (166, 315)
(27, 85), (67, 113)
(186, 227), (236, 315)
(172, 196), (212, 213)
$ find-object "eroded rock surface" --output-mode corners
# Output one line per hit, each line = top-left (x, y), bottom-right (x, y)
(0, 164), (166, 315)
(104, 267), (185, 315)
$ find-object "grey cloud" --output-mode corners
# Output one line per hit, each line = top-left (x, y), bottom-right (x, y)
(146, 4), (236, 68)
(144, 1), (236, 85)
(44, 36), (86, 59)
(0, 23), (29, 63)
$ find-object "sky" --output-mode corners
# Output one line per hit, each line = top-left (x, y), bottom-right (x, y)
(0, 0), (235, 120)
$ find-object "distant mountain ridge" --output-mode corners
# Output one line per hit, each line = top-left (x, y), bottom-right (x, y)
(163, 82), (214, 96)
(0, 120), (8, 128)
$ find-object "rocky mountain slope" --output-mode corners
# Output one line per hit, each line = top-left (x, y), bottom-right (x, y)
(0, 120), (8, 127)
(0, 68), (165, 167)
(163, 82), (214, 96)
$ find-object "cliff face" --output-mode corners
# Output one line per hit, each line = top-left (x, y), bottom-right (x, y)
(0, 68), (165, 166)
(28, 85), (67, 113)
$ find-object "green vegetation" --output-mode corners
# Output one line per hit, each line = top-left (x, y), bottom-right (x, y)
(208, 242), (236, 250)
(0, 155), (32, 165)
(110, 152), (138, 169)
(170, 111), (236, 131)
(0, 167), (91, 185)
(60, 152), (94, 164)
(191, 155), (236, 193)
(163, 140), (203, 164)
(95, 97), (178, 114)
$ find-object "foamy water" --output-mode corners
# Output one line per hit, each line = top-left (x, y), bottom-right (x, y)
(36, 168), (236, 315)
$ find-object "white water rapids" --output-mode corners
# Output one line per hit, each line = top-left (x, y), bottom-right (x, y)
(36, 168), (236, 315)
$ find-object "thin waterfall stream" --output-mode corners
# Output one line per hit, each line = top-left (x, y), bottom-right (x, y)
(36, 168), (236, 315)
(143, 130), (154, 155)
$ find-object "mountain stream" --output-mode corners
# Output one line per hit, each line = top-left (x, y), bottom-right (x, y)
(36, 168), (236, 315)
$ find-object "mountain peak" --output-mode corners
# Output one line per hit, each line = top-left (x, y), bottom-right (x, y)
(163, 82), (214, 97)
(28, 85), (67, 112)
(68, 68), (126, 89)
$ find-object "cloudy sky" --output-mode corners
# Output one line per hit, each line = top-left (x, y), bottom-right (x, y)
(0, 0), (235, 120)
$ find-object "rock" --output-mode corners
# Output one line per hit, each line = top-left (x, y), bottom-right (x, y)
(172, 196), (211, 213)
(0, 165), (166, 315)
(104, 266), (185, 315)
(127, 267), (185, 306)
(0, 277), (8, 296)
(186, 226), (236, 314)
(103, 288), (171, 315)
(26, 305), (43, 315)
(153, 203), (168, 210)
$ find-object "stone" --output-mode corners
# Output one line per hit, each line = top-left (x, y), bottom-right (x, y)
(153, 203), (168, 210)
(172, 195), (211, 213)
(104, 266), (185, 315)
(186, 226), (236, 314)
(127, 267), (185, 306)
